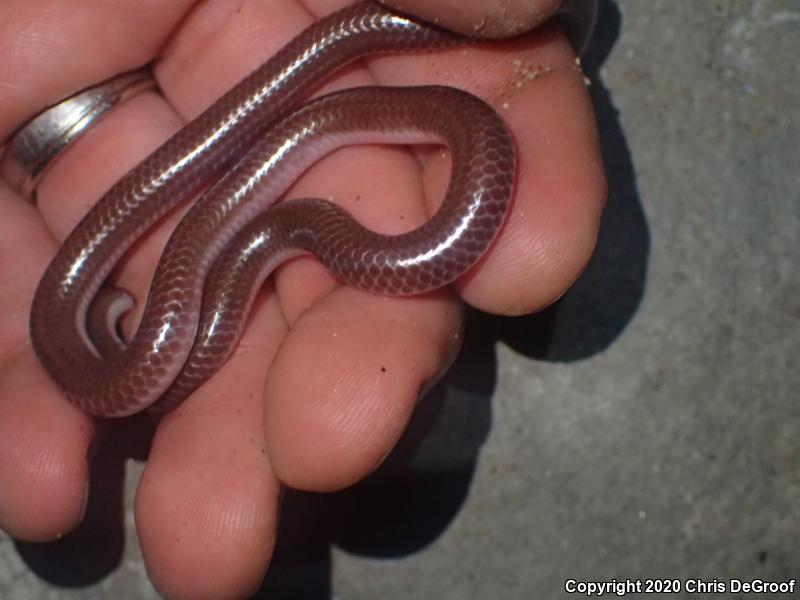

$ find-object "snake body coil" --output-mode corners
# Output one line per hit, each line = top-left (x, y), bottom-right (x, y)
(29, 2), (516, 417)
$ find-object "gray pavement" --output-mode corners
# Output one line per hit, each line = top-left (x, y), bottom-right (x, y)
(1, 0), (798, 598)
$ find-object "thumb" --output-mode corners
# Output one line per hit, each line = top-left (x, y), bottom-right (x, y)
(377, 0), (562, 39)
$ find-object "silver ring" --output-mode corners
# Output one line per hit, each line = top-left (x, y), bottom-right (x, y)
(0, 68), (156, 202)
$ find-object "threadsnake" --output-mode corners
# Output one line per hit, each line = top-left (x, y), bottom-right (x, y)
(29, 1), (516, 417)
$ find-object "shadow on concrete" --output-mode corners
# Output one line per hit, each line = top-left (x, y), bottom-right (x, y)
(13, 1), (645, 596)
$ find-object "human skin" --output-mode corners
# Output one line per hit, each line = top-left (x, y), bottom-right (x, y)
(379, 0), (563, 38)
(0, 0), (605, 598)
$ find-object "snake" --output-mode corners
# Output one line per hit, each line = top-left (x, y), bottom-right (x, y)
(29, 1), (516, 417)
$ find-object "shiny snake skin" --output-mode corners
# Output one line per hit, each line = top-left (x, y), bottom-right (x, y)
(29, 1), (516, 417)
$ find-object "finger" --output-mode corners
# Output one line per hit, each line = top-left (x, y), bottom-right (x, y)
(156, 0), (314, 120)
(367, 23), (607, 315)
(0, 186), (94, 541)
(0, 0), (193, 139)
(0, 347), (93, 541)
(135, 291), (283, 599)
(265, 287), (463, 490)
(378, 0), (562, 38)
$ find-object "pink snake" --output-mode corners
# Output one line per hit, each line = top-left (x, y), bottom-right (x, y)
(29, 1), (516, 417)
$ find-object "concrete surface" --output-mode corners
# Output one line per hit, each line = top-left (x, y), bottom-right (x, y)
(1, 0), (798, 597)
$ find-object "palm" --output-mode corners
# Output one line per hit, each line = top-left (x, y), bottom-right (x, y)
(0, 0), (604, 596)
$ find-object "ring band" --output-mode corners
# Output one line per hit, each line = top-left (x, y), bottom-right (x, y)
(0, 68), (156, 201)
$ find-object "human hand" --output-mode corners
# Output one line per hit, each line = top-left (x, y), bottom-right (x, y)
(0, 0), (605, 597)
